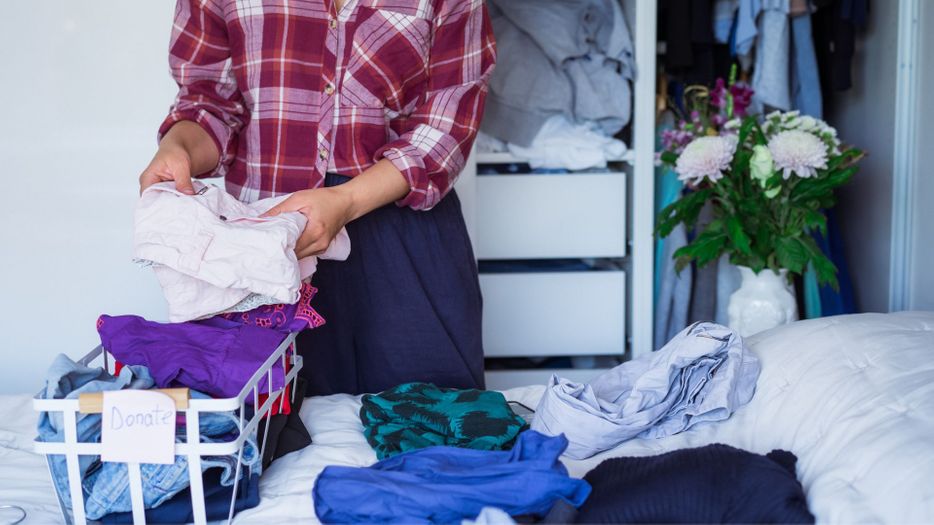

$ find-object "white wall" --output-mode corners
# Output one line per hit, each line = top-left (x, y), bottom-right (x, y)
(0, 2), (178, 393)
(830, 0), (900, 313)
(908, 1), (934, 310)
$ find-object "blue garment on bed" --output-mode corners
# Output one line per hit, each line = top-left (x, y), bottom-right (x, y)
(532, 322), (761, 459)
(312, 431), (591, 523)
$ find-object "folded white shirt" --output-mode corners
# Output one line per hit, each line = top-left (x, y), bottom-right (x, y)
(134, 181), (350, 322)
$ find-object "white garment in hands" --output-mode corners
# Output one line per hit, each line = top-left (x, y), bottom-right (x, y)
(134, 182), (350, 322)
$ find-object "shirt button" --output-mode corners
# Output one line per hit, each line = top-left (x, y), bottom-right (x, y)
(328, 17), (337, 29)
(318, 147), (329, 160)
(324, 83), (335, 95)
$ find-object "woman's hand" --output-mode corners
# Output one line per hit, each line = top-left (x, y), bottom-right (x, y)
(263, 186), (355, 258)
(139, 142), (194, 195)
(263, 159), (411, 258)
(139, 121), (220, 195)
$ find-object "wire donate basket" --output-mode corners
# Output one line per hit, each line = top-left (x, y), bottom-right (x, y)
(33, 332), (302, 525)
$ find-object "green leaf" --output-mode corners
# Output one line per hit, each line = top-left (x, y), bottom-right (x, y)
(725, 215), (752, 255)
(673, 228), (727, 269)
(775, 236), (809, 274)
(737, 116), (757, 146)
(799, 236), (839, 289)
(731, 146), (752, 173)
(705, 218), (724, 233)
(803, 209), (827, 236)
(751, 122), (768, 144)
(824, 165), (858, 190)
(812, 254), (839, 290)
(825, 148), (862, 172)
(791, 165), (859, 204)
(660, 151), (678, 165)
(655, 188), (711, 238)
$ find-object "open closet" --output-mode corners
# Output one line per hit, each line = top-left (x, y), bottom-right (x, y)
(457, 0), (899, 388)
(455, 1), (658, 389)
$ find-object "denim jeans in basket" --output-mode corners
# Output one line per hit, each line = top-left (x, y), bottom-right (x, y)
(37, 354), (260, 520)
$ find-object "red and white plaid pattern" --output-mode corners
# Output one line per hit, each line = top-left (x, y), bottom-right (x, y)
(159, 0), (495, 209)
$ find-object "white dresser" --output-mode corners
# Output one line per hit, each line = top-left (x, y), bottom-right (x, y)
(454, 0), (657, 389)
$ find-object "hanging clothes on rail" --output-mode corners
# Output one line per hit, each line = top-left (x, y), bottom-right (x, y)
(661, 0), (717, 87)
(813, 0), (870, 111)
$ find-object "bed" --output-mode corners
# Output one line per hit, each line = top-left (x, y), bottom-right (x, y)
(2, 312), (933, 524)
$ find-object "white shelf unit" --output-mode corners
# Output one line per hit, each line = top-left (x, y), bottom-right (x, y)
(455, 0), (656, 389)
(474, 150), (635, 165)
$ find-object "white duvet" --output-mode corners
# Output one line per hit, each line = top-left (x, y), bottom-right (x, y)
(2, 312), (932, 524)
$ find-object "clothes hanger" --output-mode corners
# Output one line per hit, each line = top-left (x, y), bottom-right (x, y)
(657, 71), (669, 118)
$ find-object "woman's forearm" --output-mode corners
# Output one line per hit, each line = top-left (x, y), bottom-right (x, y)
(160, 121), (221, 176)
(336, 159), (412, 221)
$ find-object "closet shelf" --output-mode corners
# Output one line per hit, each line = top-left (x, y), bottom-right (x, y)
(475, 150), (635, 166)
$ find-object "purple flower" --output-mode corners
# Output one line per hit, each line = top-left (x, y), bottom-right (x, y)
(710, 78), (728, 109)
(730, 82), (754, 117)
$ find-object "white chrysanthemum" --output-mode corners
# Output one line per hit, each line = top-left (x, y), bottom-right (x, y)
(763, 110), (842, 154)
(675, 135), (738, 184)
(768, 130), (828, 179)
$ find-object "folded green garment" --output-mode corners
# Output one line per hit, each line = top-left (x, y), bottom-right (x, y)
(360, 382), (528, 459)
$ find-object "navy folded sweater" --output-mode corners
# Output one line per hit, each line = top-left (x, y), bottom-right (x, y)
(548, 443), (814, 524)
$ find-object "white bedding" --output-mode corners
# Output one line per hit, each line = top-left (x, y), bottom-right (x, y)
(2, 312), (933, 524)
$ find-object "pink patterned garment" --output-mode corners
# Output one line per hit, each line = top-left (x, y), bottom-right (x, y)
(219, 283), (326, 333)
(160, 0), (496, 210)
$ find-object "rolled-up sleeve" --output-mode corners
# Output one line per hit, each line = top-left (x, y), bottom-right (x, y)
(374, 0), (496, 211)
(158, 0), (247, 178)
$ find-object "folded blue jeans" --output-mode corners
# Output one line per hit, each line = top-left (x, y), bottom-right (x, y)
(100, 470), (261, 524)
(36, 354), (259, 520)
(37, 354), (156, 512)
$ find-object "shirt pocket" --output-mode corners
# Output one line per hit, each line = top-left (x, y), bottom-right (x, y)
(339, 5), (431, 111)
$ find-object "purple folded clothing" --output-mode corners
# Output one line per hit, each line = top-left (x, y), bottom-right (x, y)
(97, 314), (286, 399)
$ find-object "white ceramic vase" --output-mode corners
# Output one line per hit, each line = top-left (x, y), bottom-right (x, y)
(727, 266), (799, 337)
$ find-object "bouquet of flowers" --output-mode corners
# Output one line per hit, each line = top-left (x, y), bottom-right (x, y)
(656, 73), (863, 289)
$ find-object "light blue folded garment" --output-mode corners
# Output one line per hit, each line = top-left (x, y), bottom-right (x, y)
(37, 354), (156, 512)
(531, 322), (761, 459)
(36, 354), (259, 520)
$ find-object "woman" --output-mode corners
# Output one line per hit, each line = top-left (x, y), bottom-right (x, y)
(139, 0), (495, 395)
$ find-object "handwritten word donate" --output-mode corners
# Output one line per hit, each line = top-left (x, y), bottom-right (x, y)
(102, 390), (176, 464)
(109, 405), (174, 429)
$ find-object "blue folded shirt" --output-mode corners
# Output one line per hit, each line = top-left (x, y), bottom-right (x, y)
(313, 430), (591, 524)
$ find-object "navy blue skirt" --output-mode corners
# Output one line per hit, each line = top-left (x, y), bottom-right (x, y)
(298, 174), (485, 395)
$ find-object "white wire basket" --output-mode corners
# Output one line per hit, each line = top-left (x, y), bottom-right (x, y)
(33, 332), (302, 525)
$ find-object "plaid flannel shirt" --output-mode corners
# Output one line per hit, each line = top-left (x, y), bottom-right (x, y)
(159, 0), (495, 209)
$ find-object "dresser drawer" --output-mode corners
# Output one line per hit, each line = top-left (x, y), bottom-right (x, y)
(475, 173), (627, 259)
(484, 368), (610, 391)
(481, 271), (626, 357)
